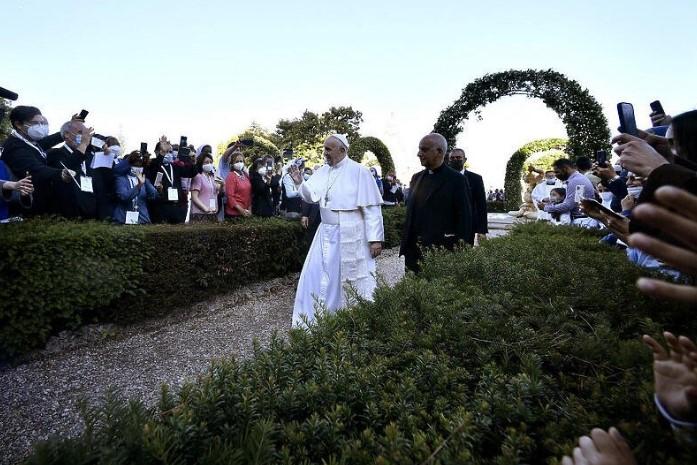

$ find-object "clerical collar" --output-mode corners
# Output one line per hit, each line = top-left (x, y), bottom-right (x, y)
(427, 163), (446, 175)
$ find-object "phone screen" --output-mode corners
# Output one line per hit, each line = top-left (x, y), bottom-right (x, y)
(92, 136), (105, 149)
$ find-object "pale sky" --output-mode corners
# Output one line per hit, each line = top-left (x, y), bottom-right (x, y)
(3, 0), (695, 188)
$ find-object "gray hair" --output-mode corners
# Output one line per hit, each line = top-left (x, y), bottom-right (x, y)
(427, 133), (448, 155)
(60, 120), (82, 137)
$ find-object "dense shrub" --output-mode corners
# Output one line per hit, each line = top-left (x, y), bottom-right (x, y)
(25, 223), (696, 464)
(381, 205), (405, 249)
(0, 218), (304, 358)
(1, 208), (406, 358)
(486, 201), (506, 213)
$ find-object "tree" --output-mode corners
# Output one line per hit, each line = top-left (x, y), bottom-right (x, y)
(0, 99), (13, 143)
(216, 122), (280, 166)
(275, 106), (364, 166)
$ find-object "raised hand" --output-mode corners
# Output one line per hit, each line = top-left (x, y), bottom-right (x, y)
(289, 165), (303, 185)
(628, 186), (697, 302)
(643, 332), (697, 421)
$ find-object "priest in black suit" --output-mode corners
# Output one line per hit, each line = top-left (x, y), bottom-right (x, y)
(400, 133), (474, 273)
(448, 148), (488, 241)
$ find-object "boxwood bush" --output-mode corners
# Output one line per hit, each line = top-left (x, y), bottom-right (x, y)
(24, 223), (697, 464)
(0, 209), (406, 359)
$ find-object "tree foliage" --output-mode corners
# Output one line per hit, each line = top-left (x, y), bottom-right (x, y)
(0, 99), (13, 143)
(433, 69), (611, 160)
(275, 106), (364, 165)
(216, 122), (280, 166)
(348, 136), (396, 175)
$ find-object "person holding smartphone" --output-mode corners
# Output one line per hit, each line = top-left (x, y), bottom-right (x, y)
(538, 158), (595, 226)
(113, 150), (158, 224)
(1, 106), (78, 216)
(250, 158), (274, 217)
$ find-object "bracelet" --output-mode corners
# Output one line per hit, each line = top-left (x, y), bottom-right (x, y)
(654, 394), (697, 429)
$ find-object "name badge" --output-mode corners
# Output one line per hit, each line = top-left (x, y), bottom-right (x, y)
(209, 198), (217, 210)
(125, 211), (139, 224)
(80, 176), (94, 193)
(167, 187), (179, 201)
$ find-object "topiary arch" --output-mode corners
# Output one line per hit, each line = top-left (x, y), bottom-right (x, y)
(348, 136), (396, 175)
(504, 138), (567, 210)
(433, 69), (611, 160)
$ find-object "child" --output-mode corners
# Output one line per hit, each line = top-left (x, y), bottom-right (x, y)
(549, 188), (571, 225)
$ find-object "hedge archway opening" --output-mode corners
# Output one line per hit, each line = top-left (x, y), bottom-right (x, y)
(433, 69), (611, 162)
(504, 138), (568, 210)
(348, 136), (396, 175)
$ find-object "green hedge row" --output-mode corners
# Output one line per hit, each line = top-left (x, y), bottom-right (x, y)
(25, 223), (697, 464)
(0, 207), (406, 359)
(486, 200), (506, 213)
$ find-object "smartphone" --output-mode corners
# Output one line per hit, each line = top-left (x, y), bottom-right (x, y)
(178, 146), (191, 161)
(140, 142), (148, 156)
(179, 136), (187, 149)
(266, 160), (274, 172)
(595, 149), (608, 168)
(78, 109), (89, 120)
(617, 102), (638, 136)
(154, 172), (163, 187)
(650, 100), (665, 115)
(580, 198), (623, 221)
(239, 138), (254, 147)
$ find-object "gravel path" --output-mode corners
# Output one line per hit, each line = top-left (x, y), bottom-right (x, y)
(0, 249), (405, 465)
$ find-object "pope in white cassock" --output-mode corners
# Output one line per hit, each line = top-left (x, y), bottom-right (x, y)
(288, 134), (384, 326)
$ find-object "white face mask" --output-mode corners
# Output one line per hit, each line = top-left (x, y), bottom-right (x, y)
(545, 178), (557, 185)
(233, 162), (244, 171)
(130, 167), (143, 177)
(627, 186), (643, 198)
(202, 163), (215, 173)
(303, 173), (311, 181)
(257, 167), (267, 176)
(107, 145), (122, 157)
(26, 123), (49, 141)
(600, 192), (614, 204)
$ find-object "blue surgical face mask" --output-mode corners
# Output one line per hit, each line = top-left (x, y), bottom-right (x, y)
(163, 153), (173, 164)
(75, 134), (82, 145)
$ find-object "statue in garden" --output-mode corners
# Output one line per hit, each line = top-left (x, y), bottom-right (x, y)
(507, 165), (543, 219)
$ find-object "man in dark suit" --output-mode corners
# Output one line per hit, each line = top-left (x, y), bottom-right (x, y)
(448, 148), (488, 241)
(400, 133), (474, 273)
(47, 120), (101, 219)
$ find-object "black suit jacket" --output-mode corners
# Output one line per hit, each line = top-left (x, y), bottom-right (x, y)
(463, 170), (488, 234)
(46, 146), (95, 219)
(1, 134), (73, 215)
(400, 165), (474, 261)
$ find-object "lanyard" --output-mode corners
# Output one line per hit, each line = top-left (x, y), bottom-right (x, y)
(11, 130), (47, 159)
(128, 176), (139, 211)
(160, 164), (174, 185)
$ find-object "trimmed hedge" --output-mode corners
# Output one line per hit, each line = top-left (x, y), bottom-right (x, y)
(486, 200), (506, 213)
(0, 209), (406, 359)
(25, 223), (697, 464)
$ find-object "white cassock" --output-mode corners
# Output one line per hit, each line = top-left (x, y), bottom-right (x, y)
(531, 181), (562, 221)
(292, 156), (384, 326)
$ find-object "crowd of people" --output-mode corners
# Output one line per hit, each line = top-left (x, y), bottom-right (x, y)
(487, 188), (506, 202)
(525, 106), (697, 463)
(0, 106), (408, 231)
(2, 100), (696, 462)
